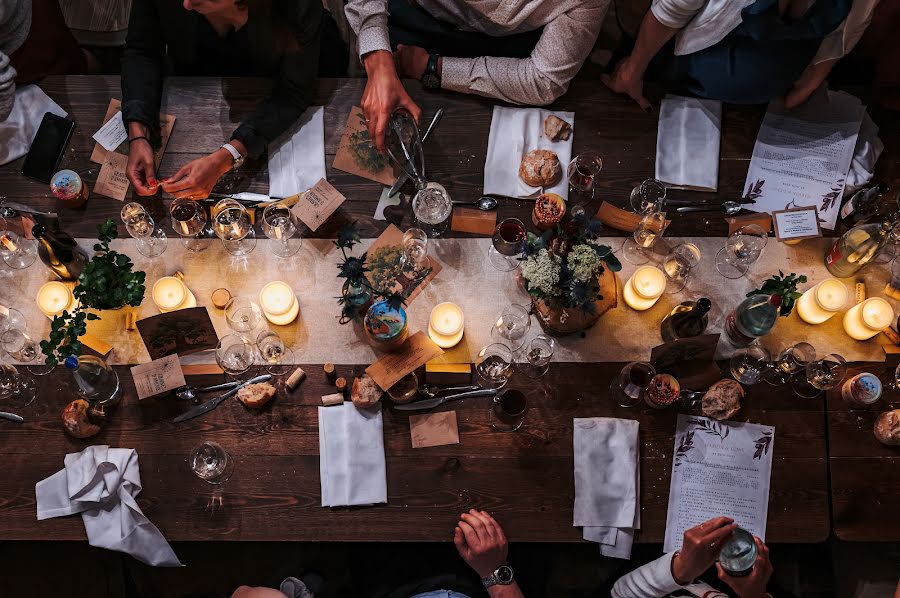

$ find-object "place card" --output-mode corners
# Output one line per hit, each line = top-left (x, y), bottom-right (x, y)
(90, 99), (176, 168)
(136, 307), (218, 360)
(772, 207), (822, 242)
(726, 212), (772, 236)
(595, 201), (670, 233)
(410, 411), (459, 448)
(92, 111), (127, 152)
(366, 331), (444, 390)
(130, 354), (186, 400)
(94, 151), (130, 201)
(333, 106), (396, 186)
(451, 206), (497, 235)
(366, 224), (442, 304)
(290, 178), (345, 231)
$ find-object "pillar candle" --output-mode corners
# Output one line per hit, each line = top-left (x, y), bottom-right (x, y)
(623, 266), (666, 311)
(152, 276), (196, 313)
(259, 281), (299, 326)
(843, 297), (893, 340)
(796, 279), (848, 324)
(428, 302), (465, 348)
(37, 281), (76, 317)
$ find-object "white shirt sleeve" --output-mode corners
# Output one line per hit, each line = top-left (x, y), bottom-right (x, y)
(344, 0), (392, 57)
(611, 552), (686, 598)
(811, 0), (880, 64)
(651, 0), (710, 29)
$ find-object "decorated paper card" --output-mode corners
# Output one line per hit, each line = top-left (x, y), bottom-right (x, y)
(366, 331), (443, 391)
(410, 411), (460, 448)
(290, 177), (345, 231)
(333, 106), (396, 185)
(366, 224), (442, 304)
(136, 307), (218, 360)
(130, 354), (187, 400)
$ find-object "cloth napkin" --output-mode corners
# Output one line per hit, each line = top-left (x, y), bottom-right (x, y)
(319, 402), (387, 507)
(484, 106), (574, 201)
(0, 84), (68, 166)
(267, 106), (326, 198)
(574, 417), (640, 559)
(35, 445), (182, 567)
(655, 94), (722, 192)
(845, 110), (883, 194)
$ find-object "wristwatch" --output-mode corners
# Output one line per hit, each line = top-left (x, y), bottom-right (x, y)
(221, 142), (245, 169)
(421, 53), (441, 90)
(481, 564), (514, 588)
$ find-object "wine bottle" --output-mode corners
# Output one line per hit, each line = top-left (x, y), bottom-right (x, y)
(31, 224), (87, 281)
(724, 294), (781, 347)
(825, 215), (900, 278)
(839, 182), (888, 227)
(660, 298), (712, 342)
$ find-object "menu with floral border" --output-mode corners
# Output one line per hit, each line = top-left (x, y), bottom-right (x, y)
(663, 415), (774, 552)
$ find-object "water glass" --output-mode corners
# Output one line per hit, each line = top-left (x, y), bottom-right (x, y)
(475, 343), (514, 390)
(488, 218), (526, 271)
(399, 227), (431, 277)
(224, 297), (262, 334)
(213, 199), (256, 256)
(0, 218), (37, 269)
(0, 363), (36, 408)
(121, 202), (167, 257)
(215, 333), (255, 379)
(764, 342), (816, 386)
(716, 224), (768, 279)
(567, 151), (603, 196)
(516, 334), (555, 379)
(629, 179), (666, 214)
(663, 242), (702, 293)
(719, 527), (758, 577)
(169, 198), (209, 252)
(0, 307), (26, 335)
(793, 353), (847, 398)
(261, 202), (301, 258)
(256, 329), (293, 376)
(622, 211), (666, 265)
(491, 304), (531, 351)
(190, 441), (234, 485)
(412, 183), (452, 237)
(730, 345), (771, 385)
(610, 361), (655, 408)
(491, 389), (528, 432)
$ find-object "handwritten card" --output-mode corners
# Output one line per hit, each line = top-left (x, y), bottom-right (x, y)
(94, 151), (130, 201)
(130, 354), (186, 400)
(92, 111), (127, 152)
(366, 331), (444, 390)
(773, 207), (822, 242)
(290, 177), (345, 231)
(410, 411), (460, 448)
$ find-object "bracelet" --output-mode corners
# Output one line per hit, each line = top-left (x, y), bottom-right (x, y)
(129, 136), (152, 146)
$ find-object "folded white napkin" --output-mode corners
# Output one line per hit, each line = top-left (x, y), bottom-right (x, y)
(268, 106), (326, 198)
(655, 94), (722, 192)
(0, 84), (68, 166)
(484, 106), (574, 201)
(845, 110), (883, 194)
(35, 445), (182, 567)
(574, 417), (640, 559)
(319, 402), (387, 507)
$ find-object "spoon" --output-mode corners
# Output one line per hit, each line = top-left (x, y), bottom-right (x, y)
(419, 384), (480, 398)
(451, 196), (498, 211)
(173, 380), (242, 402)
(676, 201), (743, 216)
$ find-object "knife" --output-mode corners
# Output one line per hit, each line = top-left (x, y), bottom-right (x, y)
(0, 411), (23, 423)
(173, 374), (272, 422)
(0, 200), (57, 217)
(208, 192), (279, 203)
(388, 108), (444, 197)
(394, 388), (498, 412)
(665, 198), (755, 207)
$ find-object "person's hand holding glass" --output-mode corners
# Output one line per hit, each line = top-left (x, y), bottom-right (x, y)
(213, 199), (256, 256)
(622, 210), (666, 265)
(169, 198), (208, 252)
(0, 218), (37, 269)
(121, 202), (167, 257)
(716, 224), (768, 279)
(261, 202), (301, 258)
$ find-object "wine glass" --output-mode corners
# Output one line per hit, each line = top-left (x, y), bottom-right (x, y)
(491, 304), (531, 351)
(793, 353), (847, 398)
(0, 363), (36, 408)
(215, 334), (254, 379)
(256, 329), (293, 376)
(398, 227), (431, 278)
(121, 202), (167, 258)
(491, 389), (528, 432)
(169, 198), (209, 252)
(190, 441), (234, 485)
(567, 151), (603, 197)
(261, 202), (301, 258)
(663, 242), (702, 293)
(764, 342), (816, 386)
(515, 334), (555, 379)
(629, 179), (666, 214)
(224, 297), (262, 335)
(622, 210), (666, 265)
(730, 345), (771, 385)
(0, 218), (37, 269)
(610, 361), (655, 408)
(716, 224), (768, 279)
(475, 343), (514, 390)
(0, 329), (53, 376)
(0, 307), (26, 335)
(213, 198), (256, 256)
(488, 218), (526, 271)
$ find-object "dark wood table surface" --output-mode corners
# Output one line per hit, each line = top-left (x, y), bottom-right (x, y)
(0, 75), (897, 543)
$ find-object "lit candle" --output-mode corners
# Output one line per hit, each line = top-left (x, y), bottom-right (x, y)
(37, 281), (76, 317)
(428, 302), (465, 348)
(623, 266), (666, 311)
(843, 297), (893, 340)
(259, 281), (299, 325)
(797, 279), (848, 325)
(152, 275), (197, 313)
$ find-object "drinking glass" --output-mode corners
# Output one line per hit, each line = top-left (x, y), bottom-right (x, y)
(0, 329), (53, 375)
(793, 353), (847, 398)
(730, 345), (771, 385)
(610, 361), (655, 408)
(213, 198), (256, 256)
(224, 297), (262, 334)
(488, 218), (526, 271)
(121, 202), (167, 258)
(412, 183), (452, 237)
(629, 179), (667, 214)
(491, 304), (531, 351)
(491, 389), (528, 432)
(622, 211), (666, 265)
(764, 342), (816, 386)
(169, 198), (209, 252)
(567, 151), (603, 197)
(0, 363), (36, 408)
(398, 227), (431, 277)
(190, 441), (234, 485)
(515, 334), (555, 379)
(0, 218), (37, 269)
(215, 333), (255, 379)
(256, 329), (293, 376)
(0, 307), (26, 335)
(719, 527), (758, 577)
(663, 242), (702, 293)
(716, 224), (768, 279)
(261, 202), (301, 258)
(475, 343), (514, 390)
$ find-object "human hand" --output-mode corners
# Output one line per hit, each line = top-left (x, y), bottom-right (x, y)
(160, 150), (232, 199)
(784, 58), (837, 109)
(671, 517), (738, 584)
(394, 44), (430, 80)
(454, 509), (509, 578)
(716, 537), (773, 598)
(600, 55), (651, 112)
(361, 50), (422, 153)
(126, 138), (159, 196)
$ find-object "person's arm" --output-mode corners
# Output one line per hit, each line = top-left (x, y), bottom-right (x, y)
(454, 510), (524, 598)
(611, 552), (684, 598)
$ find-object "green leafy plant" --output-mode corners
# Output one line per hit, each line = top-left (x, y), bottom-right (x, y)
(334, 222), (405, 323)
(40, 219), (146, 365)
(746, 270), (807, 316)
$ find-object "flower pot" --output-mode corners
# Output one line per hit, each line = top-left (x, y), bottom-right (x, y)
(528, 268), (618, 336)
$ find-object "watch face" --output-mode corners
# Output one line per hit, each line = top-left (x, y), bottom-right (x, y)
(421, 73), (440, 90)
(496, 565), (514, 584)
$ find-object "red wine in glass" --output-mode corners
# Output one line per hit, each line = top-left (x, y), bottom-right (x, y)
(493, 389), (527, 430)
(494, 219), (526, 257)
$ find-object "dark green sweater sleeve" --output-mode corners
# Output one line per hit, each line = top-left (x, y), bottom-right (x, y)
(120, 0), (165, 146)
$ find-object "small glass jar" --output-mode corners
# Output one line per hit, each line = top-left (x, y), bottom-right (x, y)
(645, 374), (680, 409)
(387, 371), (418, 404)
(51, 170), (89, 208)
(364, 300), (409, 351)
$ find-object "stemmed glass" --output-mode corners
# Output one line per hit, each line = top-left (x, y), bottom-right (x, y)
(475, 343), (514, 390)
(488, 218), (526, 271)
(793, 353), (847, 398)
(567, 151), (603, 197)
(0, 307), (26, 336)
(663, 242), (702, 293)
(610, 361), (656, 408)
(169, 198), (209, 252)
(1, 329), (53, 376)
(121, 202), (167, 258)
(256, 329), (293, 376)
(515, 334), (555, 379)
(261, 202), (301, 258)
(0, 363), (36, 408)
(622, 210), (666, 265)
(190, 440), (234, 485)
(215, 333), (255, 380)
(225, 297), (262, 335)
(730, 345), (771, 385)
(764, 343), (816, 386)
(399, 227), (431, 278)
(629, 179), (666, 214)
(491, 304), (531, 351)
(716, 224), (768, 279)
(0, 218), (37, 269)
(213, 199), (256, 256)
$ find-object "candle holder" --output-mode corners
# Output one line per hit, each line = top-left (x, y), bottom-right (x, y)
(258, 282), (299, 326)
(36, 281), (77, 318)
(796, 279), (848, 324)
(623, 266), (666, 311)
(151, 273), (197, 313)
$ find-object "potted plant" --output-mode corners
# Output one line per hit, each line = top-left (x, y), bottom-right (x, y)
(41, 219), (146, 365)
(519, 213), (621, 336)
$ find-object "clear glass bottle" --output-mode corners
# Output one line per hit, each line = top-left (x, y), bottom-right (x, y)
(725, 294), (781, 347)
(660, 298), (712, 342)
(838, 182), (888, 227)
(31, 224), (88, 281)
(65, 355), (121, 408)
(825, 215), (900, 278)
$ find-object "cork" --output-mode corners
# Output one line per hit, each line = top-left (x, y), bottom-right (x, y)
(335, 377), (347, 394)
(286, 367), (307, 390)
(855, 281), (867, 305)
(324, 362), (336, 382)
(212, 288), (232, 310)
(321, 393), (344, 406)
(124, 309), (138, 331)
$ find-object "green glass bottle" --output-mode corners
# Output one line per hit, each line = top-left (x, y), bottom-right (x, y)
(724, 294), (781, 347)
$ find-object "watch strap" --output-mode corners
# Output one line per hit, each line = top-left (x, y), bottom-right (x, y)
(422, 53), (441, 88)
(221, 142), (242, 163)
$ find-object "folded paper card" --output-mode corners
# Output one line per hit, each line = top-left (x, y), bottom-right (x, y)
(410, 411), (460, 448)
(655, 94), (721, 192)
(290, 177), (345, 231)
(130, 354), (187, 400)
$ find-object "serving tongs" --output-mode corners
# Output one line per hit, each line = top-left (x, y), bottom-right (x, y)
(385, 110), (428, 190)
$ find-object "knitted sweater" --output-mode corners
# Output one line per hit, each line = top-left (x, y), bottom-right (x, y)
(0, 0), (31, 120)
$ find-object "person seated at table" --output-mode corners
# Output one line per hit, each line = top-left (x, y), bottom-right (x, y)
(602, 0), (878, 109)
(121, 0), (348, 200)
(611, 517), (775, 598)
(344, 0), (610, 152)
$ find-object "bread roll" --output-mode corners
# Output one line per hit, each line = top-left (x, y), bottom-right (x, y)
(519, 149), (561, 188)
(874, 409), (900, 446)
(237, 383), (277, 408)
(352, 374), (382, 408)
(62, 399), (102, 439)
(543, 115), (572, 141)
(702, 379), (743, 421)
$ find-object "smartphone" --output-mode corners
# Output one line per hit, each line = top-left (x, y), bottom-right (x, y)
(21, 113), (75, 184)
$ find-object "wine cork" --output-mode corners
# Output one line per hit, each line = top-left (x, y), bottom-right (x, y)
(286, 367), (307, 390)
(883, 326), (900, 346)
(321, 393), (344, 406)
(124, 309), (138, 331)
(212, 288), (232, 310)
(174, 271), (186, 281)
(335, 377), (347, 394)
(855, 281), (867, 305)
(884, 283), (900, 301)
(323, 362), (336, 382)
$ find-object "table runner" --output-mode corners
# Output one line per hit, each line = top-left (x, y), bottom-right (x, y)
(1, 237), (894, 366)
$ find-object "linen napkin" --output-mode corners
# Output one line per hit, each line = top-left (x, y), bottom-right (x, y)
(268, 106), (326, 198)
(319, 402), (387, 507)
(655, 94), (721, 192)
(35, 445), (182, 567)
(0, 84), (68, 166)
(574, 417), (640, 559)
(484, 106), (574, 201)
(845, 110), (883, 194)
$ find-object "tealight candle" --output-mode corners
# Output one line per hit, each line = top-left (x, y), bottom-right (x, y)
(843, 297), (893, 340)
(37, 281), (76, 317)
(428, 302), (465, 348)
(623, 266), (666, 311)
(797, 279), (848, 325)
(259, 281), (299, 326)
(152, 275), (197, 313)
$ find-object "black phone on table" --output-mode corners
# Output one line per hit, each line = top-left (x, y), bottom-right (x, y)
(21, 112), (75, 184)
